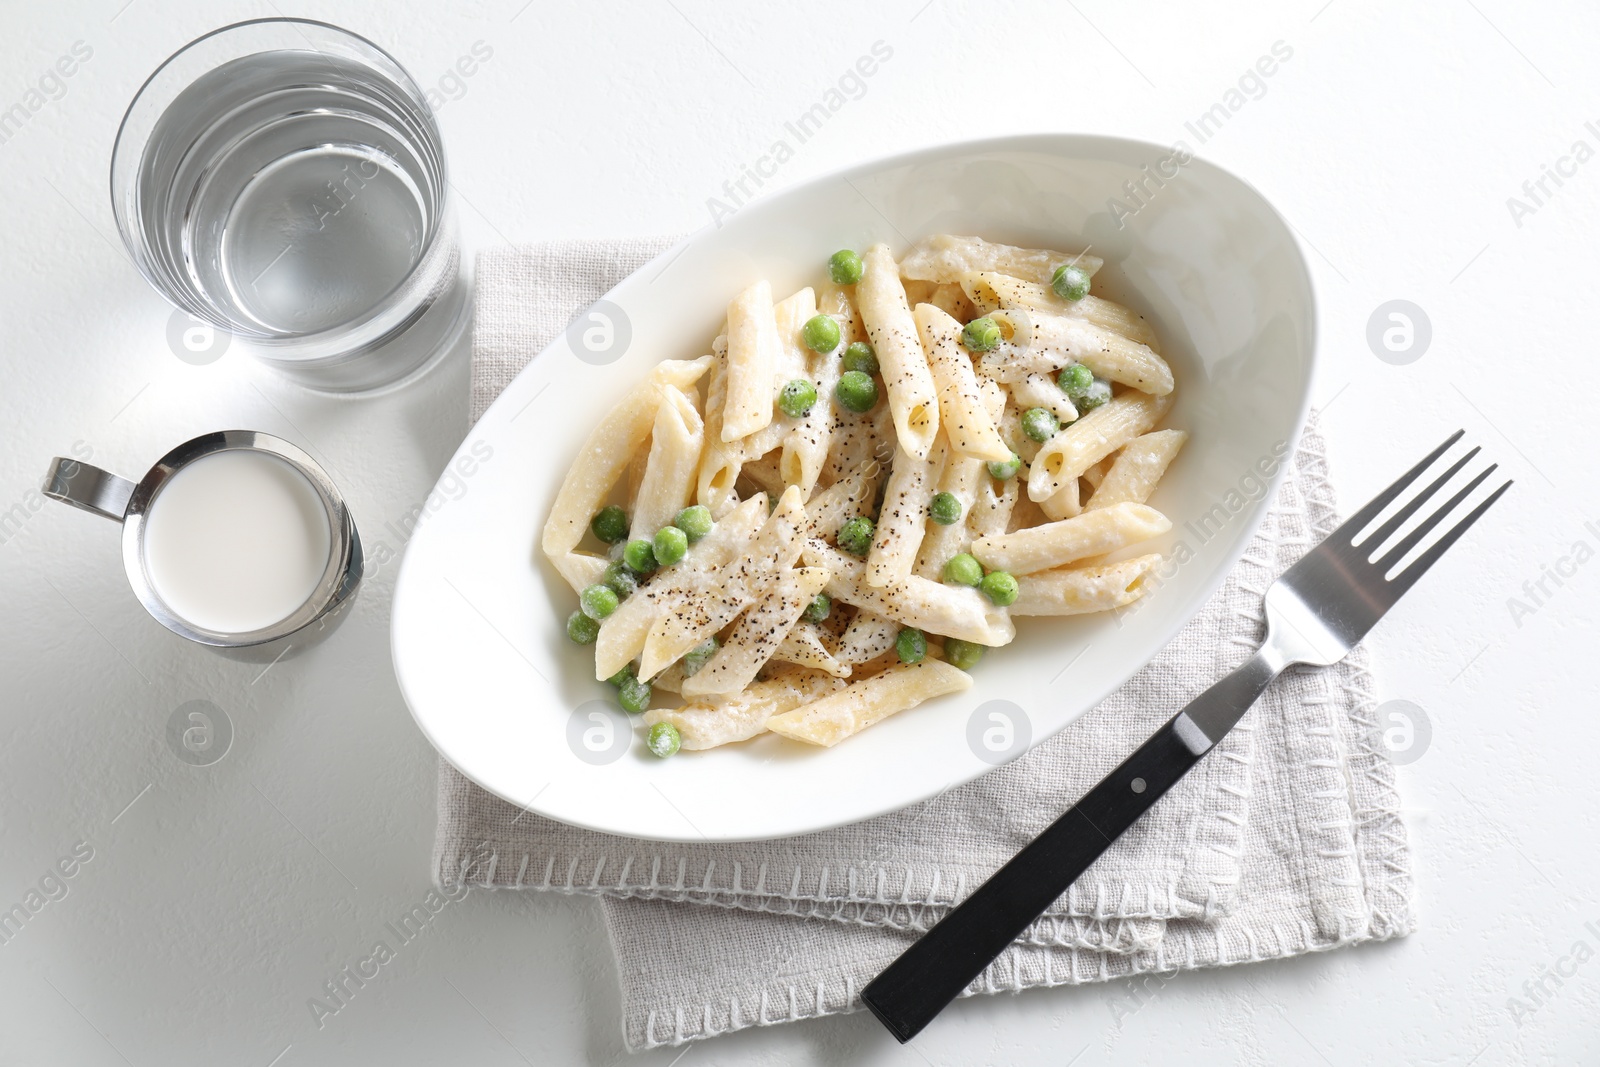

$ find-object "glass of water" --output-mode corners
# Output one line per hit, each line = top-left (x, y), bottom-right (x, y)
(111, 19), (467, 392)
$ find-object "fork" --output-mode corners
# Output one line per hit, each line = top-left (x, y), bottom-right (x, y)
(861, 430), (1511, 1042)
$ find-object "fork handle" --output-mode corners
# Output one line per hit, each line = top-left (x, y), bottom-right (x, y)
(861, 651), (1282, 1042)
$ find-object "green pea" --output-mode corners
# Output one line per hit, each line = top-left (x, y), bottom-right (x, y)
(1077, 379), (1112, 412)
(602, 561), (638, 600)
(580, 584), (619, 620)
(618, 675), (652, 714)
(837, 515), (876, 556)
(682, 637), (719, 677)
(842, 341), (878, 375)
(944, 637), (985, 671)
(778, 379), (818, 418)
(987, 452), (1022, 480)
(828, 249), (864, 285)
(803, 593), (832, 623)
(942, 552), (983, 587)
(623, 539), (658, 574)
(647, 720), (681, 757)
(1021, 407), (1060, 442)
(802, 314), (841, 353)
(835, 370), (879, 413)
(928, 492), (962, 527)
(673, 504), (714, 543)
(895, 627), (927, 664)
(1057, 362), (1094, 398)
(590, 504), (628, 544)
(1051, 263), (1091, 302)
(652, 525), (689, 567)
(962, 316), (1001, 352)
(980, 570), (1019, 606)
(566, 610), (600, 644)
(607, 664), (635, 687)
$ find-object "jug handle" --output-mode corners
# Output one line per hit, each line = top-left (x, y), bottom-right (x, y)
(42, 458), (134, 523)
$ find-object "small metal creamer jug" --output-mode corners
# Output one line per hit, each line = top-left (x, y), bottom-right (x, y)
(43, 430), (362, 657)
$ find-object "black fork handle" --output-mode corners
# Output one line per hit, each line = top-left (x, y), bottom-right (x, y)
(862, 652), (1281, 1042)
(860, 717), (1202, 1040)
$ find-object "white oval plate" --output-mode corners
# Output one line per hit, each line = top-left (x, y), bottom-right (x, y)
(392, 134), (1316, 842)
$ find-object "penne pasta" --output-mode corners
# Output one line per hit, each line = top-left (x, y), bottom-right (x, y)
(680, 567), (830, 696)
(646, 661), (688, 694)
(914, 302), (1012, 462)
(1009, 371), (1079, 425)
(730, 287), (817, 463)
(1076, 295), (1160, 350)
(959, 270), (1159, 351)
(817, 285), (866, 342)
(737, 450), (786, 498)
(821, 398), (894, 488)
(959, 271), (1051, 316)
(847, 646), (905, 681)
(865, 439), (944, 588)
(629, 386), (705, 541)
(545, 235), (1185, 756)
(988, 309), (1173, 396)
(624, 444), (649, 512)
(971, 501), (1171, 575)
(542, 357), (712, 592)
(1086, 429), (1188, 511)
(805, 541), (1015, 646)
(696, 349), (744, 517)
(915, 379), (1007, 578)
(643, 671), (848, 750)
(915, 455), (986, 578)
(859, 244), (939, 460)
(803, 463), (878, 540)
(1038, 478), (1081, 522)
(968, 467), (1018, 539)
(559, 552), (609, 594)
(997, 401), (1044, 467)
(834, 609), (901, 665)
(1028, 390), (1173, 503)
(640, 486), (807, 679)
(772, 620), (851, 677)
(900, 234), (1103, 286)
(593, 496), (767, 681)
(928, 282), (977, 323)
(766, 659), (973, 747)
(1010, 555), (1163, 616)
(721, 280), (780, 442)
(782, 290), (844, 497)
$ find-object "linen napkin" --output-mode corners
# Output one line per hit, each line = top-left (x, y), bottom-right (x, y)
(436, 239), (1415, 1050)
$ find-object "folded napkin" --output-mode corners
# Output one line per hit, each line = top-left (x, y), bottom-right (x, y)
(437, 239), (1415, 1050)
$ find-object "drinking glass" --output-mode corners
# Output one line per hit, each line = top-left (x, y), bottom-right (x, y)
(111, 19), (467, 392)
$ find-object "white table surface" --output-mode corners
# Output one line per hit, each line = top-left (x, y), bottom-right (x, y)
(2, 1), (1595, 1063)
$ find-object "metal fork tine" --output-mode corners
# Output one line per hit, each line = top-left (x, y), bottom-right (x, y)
(1373, 463), (1499, 575)
(1360, 446), (1481, 551)
(1388, 479), (1513, 595)
(1335, 430), (1465, 544)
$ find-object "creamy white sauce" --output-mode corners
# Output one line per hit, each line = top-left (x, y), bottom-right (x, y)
(141, 450), (332, 634)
